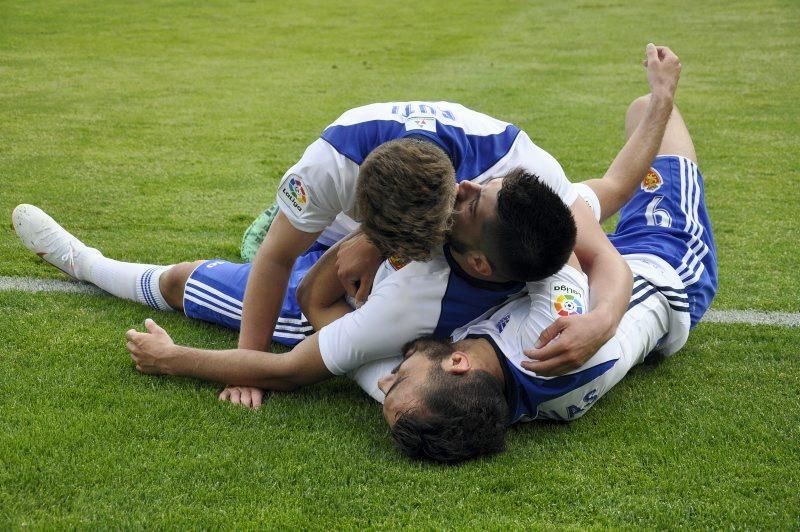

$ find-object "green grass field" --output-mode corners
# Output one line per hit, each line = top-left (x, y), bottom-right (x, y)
(1, 0), (798, 528)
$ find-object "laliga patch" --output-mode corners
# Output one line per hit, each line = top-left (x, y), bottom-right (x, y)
(550, 281), (585, 318)
(278, 175), (309, 215)
(405, 115), (437, 133)
(641, 167), (663, 193)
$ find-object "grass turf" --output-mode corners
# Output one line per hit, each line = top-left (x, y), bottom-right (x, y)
(1, 0), (798, 528)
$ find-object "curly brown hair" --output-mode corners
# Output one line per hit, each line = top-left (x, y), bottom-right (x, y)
(356, 139), (456, 262)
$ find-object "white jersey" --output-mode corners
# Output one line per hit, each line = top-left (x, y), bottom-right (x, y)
(318, 247), (525, 376)
(275, 101), (577, 246)
(453, 255), (690, 423)
(351, 255), (691, 413)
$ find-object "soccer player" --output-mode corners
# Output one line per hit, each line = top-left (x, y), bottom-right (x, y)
(13, 97), (636, 391)
(377, 61), (718, 464)
(13, 45), (674, 412)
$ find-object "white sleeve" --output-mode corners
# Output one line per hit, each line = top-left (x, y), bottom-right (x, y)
(476, 131), (578, 207)
(517, 265), (589, 349)
(572, 183), (602, 222)
(346, 357), (402, 404)
(317, 277), (436, 375)
(276, 138), (360, 234)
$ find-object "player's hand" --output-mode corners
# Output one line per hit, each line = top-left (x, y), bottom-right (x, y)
(336, 233), (384, 307)
(643, 43), (681, 101)
(125, 318), (177, 375)
(218, 386), (265, 409)
(522, 312), (613, 376)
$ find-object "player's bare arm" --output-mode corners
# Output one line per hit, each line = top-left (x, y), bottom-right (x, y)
(127, 319), (333, 390)
(524, 44), (681, 376)
(237, 211), (320, 351)
(582, 44), (682, 222)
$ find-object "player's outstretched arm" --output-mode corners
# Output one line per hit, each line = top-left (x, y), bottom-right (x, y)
(238, 211), (321, 351)
(126, 319), (333, 390)
(580, 44), (682, 223)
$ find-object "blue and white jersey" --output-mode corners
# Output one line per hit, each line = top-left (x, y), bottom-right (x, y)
(275, 101), (576, 246)
(317, 246), (525, 376)
(453, 256), (690, 423)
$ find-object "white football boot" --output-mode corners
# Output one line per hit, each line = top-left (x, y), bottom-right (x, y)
(12, 204), (102, 281)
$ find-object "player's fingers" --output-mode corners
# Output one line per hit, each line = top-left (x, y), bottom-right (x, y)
(534, 318), (567, 349)
(354, 279), (371, 306)
(242, 389), (255, 408)
(126, 341), (139, 356)
(251, 389), (264, 409)
(144, 318), (165, 335)
(521, 357), (570, 377)
(228, 388), (241, 405)
(218, 388), (231, 401)
(646, 42), (658, 62)
(525, 338), (569, 362)
(344, 279), (359, 299)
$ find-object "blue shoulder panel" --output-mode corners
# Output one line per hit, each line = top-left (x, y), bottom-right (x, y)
(505, 359), (618, 423)
(432, 248), (524, 338)
(320, 119), (521, 182)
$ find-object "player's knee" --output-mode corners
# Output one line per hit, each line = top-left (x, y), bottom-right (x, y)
(296, 274), (313, 315)
(624, 95), (651, 131)
(159, 260), (204, 309)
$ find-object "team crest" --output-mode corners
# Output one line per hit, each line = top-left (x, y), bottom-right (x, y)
(641, 168), (663, 193)
(388, 255), (409, 271)
(279, 175), (309, 215)
(550, 281), (585, 317)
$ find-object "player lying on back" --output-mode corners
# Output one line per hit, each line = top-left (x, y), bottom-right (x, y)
(376, 58), (718, 463)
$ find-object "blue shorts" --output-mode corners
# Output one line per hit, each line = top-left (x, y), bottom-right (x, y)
(182, 242), (330, 346)
(608, 155), (718, 327)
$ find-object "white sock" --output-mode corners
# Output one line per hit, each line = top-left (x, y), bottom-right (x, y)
(87, 256), (175, 312)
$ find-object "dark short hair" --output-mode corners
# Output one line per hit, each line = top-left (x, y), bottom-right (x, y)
(482, 169), (576, 282)
(391, 352), (509, 464)
(357, 139), (457, 262)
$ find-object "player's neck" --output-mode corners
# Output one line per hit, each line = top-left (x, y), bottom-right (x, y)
(447, 246), (509, 285)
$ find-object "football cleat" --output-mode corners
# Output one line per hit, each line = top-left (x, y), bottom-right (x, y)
(240, 202), (279, 262)
(12, 204), (101, 281)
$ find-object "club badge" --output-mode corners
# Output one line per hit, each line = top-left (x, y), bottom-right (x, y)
(641, 168), (663, 193)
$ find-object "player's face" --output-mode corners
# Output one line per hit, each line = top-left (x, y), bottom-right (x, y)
(378, 347), (438, 427)
(449, 178), (502, 251)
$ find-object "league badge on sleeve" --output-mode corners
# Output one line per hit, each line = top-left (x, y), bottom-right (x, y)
(550, 282), (585, 318)
(641, 167), (664, 193)
(278, 175), (309, 215)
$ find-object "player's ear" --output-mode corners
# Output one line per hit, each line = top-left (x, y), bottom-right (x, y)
(445, 351), (471, 375)
(467, 252), (493, 278)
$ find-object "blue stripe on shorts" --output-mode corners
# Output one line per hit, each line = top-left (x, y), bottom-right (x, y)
(608, 155), (718, 327)
(183, 241), (330, 346)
